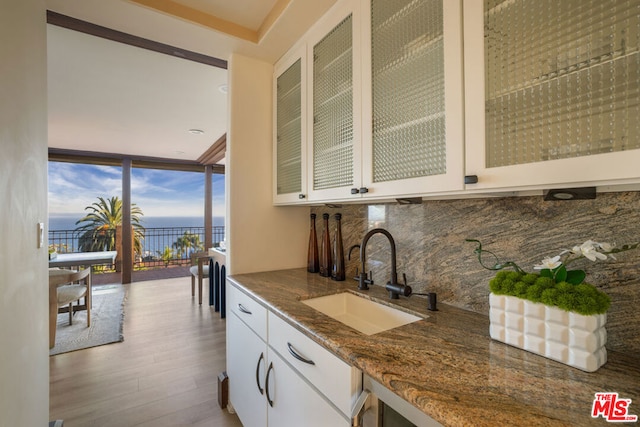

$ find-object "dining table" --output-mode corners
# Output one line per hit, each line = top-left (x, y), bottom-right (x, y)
(48, 250), (117, 268)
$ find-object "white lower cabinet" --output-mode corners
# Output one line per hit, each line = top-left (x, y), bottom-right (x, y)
(227, 312), (268, 427)
(267, 350), (349, 427)
(268, 311), (361, 418)
(227, 281), (357, 427)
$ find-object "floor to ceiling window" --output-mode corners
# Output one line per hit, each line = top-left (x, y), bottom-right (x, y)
(48, 160), (225, 275)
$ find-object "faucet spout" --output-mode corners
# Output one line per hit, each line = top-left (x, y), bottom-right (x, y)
(359, 228), (411, 298)
(347, 244), (360, 261)
(360, 228), (397, 285)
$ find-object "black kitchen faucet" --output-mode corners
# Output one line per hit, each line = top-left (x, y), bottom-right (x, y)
(352, 228), (412, 299)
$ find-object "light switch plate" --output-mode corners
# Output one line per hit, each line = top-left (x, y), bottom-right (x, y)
(37, 222), (44, 248)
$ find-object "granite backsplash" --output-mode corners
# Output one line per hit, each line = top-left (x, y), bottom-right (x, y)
(310, 191), (640, 356)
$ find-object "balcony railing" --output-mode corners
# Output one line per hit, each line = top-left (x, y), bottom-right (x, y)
(49, 226), (225, 270)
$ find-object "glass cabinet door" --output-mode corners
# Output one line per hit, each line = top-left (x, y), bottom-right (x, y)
(273, 46), (306, 205)
(464, 0), (640, 190)
(307, 0), (362, 201)
(371, 0), (445, 182)
(312, 15), (355, 195)
(361, 0), (464, 197)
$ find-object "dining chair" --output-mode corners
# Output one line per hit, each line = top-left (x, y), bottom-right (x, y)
(48, 268), (91, 348)
(189, 251), (209, 305)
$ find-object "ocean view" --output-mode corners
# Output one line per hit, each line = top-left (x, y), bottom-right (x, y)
(49, 214), (224, 231)
(49, 215), (225, 256)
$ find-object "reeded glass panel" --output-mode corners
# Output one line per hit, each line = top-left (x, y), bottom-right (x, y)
(313, 15), (354, 190)
(371, 0), (446, 182)
(276, 59), (302, 195)
(485, 0), (640, 168)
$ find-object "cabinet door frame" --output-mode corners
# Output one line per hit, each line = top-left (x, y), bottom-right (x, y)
(360, 0), (465, 199)
(227, 311), (268, 427)
(266, 350), (350, 427)
(463, 0), (640, 192)
(273, 42), (308, 205)
(306, 0), (363, 202)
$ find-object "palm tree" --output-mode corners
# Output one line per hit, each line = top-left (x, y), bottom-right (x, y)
(172, 231), (204, 258)
(75, 196), (145, 255)
(157, 246), (174, 267)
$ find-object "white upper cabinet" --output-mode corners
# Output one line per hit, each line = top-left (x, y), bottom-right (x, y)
(305, 0), (464, 202)
(273, 44), (307, 204)
(274, 0), (640, 204)
(360, 0), (464, 199)
(464, 0), (640, 191)
(306, 0), (363, 201)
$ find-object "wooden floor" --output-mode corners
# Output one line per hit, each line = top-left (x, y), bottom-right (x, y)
(49, 277), (243, 427)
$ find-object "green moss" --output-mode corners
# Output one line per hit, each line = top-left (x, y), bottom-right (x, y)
(490, 272), (610, 315)
(540, 288), (560, 306)
(514, 281), (529, 298)
(524, 283), (544, 302)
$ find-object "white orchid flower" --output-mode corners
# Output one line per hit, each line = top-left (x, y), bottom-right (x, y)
(575, 240), (608, 261)
(597, 242), (615, 252)
(533, 255), (562, 270)
(597, 241), (617, 259)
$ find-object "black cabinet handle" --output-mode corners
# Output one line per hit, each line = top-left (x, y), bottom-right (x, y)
(265, 362), (274, 407)
(287, 342), (315, 365)
(351, 187), (370, 195)
(298, 193), (306, 199)
(464, 175), (479, 184)
(255, 352), (265, 395)
(238, 304), (252, 315)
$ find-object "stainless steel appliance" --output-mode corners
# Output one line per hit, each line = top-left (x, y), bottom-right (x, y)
(352, 375), (442, 427)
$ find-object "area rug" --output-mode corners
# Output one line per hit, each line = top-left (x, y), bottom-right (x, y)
(50, 284), (127, 356)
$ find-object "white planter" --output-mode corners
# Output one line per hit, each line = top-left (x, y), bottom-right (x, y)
(489, 293), (607, 372)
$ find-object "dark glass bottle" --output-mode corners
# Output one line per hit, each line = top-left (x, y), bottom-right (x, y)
(307, 213), (319, 273)
(331, 213), (345, 281)
(319, 213), (332, 277)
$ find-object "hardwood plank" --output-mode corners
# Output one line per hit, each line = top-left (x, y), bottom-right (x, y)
(50, 277), (242, 427)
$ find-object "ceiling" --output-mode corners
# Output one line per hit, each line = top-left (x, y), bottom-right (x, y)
(46, 0), (337, 163)
(47, 24), (228, 163)
(168, 0), (281, 31)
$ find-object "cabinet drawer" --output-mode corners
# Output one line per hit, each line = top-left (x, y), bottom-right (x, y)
(268, 311), (361, 417)
(227, 280), (268, 340)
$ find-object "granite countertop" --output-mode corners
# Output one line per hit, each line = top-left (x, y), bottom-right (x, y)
(228, 268), (640, 426)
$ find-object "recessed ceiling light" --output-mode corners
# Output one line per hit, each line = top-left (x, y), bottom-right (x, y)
(218, 84), (228, 94)
(188, 129), (204, 135)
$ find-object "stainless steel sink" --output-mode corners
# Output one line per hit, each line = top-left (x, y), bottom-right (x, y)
(302, 292), (421, 335)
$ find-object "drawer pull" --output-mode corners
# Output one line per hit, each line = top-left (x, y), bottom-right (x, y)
(238, 304), (252, 315)
(287, 342), (315, 365)
(255, 352), (265, 395)
(265, 362), (274, 407)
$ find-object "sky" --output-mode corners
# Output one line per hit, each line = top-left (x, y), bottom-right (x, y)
(48, 161), (225, 217)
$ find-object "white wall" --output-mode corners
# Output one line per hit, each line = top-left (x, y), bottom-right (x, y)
(226, 53), (308, 275)
(0, 0), (50, 425)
